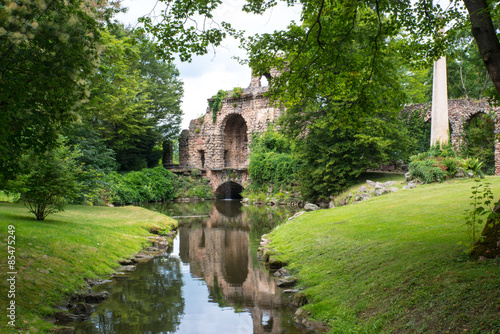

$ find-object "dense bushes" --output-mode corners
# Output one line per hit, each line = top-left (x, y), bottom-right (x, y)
(248, 130), (300, 193)
(98, 167), (212, 205)
(408, 145), (484, 183)
(102, 167), (176, 205)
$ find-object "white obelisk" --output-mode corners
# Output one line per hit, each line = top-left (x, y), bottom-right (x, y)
(430, 55), (449, 147)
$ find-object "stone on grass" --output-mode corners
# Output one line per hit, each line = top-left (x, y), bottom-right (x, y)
(354, 193), (371, 203)
(274, 268), (291, 277)
(276, 277), (298, 288)
(304, 203), (320, 211)
(358, 186), (368, 193)
(289, 292), (308, 307)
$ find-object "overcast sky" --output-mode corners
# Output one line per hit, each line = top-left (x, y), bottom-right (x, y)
(116, 0), (301, 130)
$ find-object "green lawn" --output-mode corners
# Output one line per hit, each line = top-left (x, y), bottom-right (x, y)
(0, 203), (176, 333)
(266, 177), (500, 333)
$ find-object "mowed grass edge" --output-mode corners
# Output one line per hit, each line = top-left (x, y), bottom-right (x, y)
(267, 177), (500, 333)
(0, 203), (177, 333)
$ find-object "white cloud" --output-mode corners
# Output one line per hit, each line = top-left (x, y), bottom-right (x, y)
(116, 0), (301, 130)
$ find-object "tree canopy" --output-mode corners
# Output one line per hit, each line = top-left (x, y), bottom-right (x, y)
(0, 0), (107, 182)
(82, 24), (183, 170)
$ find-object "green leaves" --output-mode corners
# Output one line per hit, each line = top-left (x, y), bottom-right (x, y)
(139, 0), (237, 62)
(209, 89), (229, 122)
(248, 129), (300, 192)
(464, 179), (496, 247)
(6, 139), (82, 220)
(83, 25), (183, 171)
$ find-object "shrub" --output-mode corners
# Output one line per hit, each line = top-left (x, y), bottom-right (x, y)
(461, 157), (485, 178)
(103, 167), (176, 205)
(231, 87), (243, 98)
(408, 145), (485, 183)
(7, 143), (82, 220)
(408, 159), (448, 183)
(248, 129), (300, 193)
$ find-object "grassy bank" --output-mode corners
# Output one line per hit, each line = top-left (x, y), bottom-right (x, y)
(266, 177), (500, 333)
(0, 203), (177, 333)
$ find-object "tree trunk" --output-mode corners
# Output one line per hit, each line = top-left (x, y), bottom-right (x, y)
(462, 0), (500, 95)
(462, 0), (500, 258)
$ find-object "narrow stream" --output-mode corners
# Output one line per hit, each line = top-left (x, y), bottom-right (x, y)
(75, 200), (306, 334)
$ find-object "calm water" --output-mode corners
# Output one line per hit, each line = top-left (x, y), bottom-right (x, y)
(75, 200), (305, 334)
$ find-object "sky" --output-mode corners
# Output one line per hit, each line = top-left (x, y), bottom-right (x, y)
(116, 0), (302, 130)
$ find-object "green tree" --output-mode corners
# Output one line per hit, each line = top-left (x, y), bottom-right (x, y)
(83, 25), (183, 171)
(7, 141), (82, 220)
(297, 101), (410, 200)
(248, 129), (300, 192)
(0, 0), (114, 183)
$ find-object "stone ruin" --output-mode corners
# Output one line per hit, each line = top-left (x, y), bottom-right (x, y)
(174, 69), (500, 199)
(402, 98), (500, 175)
(178, 70), (282, 198)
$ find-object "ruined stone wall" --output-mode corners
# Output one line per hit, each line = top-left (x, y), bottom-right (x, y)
(402, 98), (500, 175)
(179, 71), (282, 185)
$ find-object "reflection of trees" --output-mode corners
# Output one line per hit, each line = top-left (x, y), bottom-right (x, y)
(76, 256), (184, 334)
(143, 200), (214, 217)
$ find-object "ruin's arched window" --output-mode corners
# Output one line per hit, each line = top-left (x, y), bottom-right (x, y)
(462, 112), (495, 174)
(223, 114), (248, 168)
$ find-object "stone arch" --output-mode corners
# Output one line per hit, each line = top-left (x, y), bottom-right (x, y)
(220, 113), (248, 168)
(215, 181), (244, 199)
(249, 72), (273, 88)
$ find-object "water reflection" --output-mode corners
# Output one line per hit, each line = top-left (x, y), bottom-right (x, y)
(76, 200), (302, 334)
(76, 255), (184, 333)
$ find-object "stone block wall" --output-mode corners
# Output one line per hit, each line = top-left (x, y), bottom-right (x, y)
(180, 72), (282, 172)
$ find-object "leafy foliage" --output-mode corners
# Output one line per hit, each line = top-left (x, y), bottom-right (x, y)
(408, 159), (449, 184)
(138, 0), (237, 62)
(231, 87), (243, 98)
(297, 104), (411, 199)
(464, 179), (495, 246)
(408, 145), (485, 184)
(0, 0), (107, 182)
(6, 141), (82, 220)
(460, 112), (495, 175)
(402, 109), (431, 156)
(82, 25), (183, 171)
(103, 167), (176, 205)
(209, 90), (229, 122)
(248, 130), (300, 193)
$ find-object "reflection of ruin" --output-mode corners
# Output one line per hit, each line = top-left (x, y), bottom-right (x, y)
(178, 70), (282, 198)
(178, 205), (290, 334)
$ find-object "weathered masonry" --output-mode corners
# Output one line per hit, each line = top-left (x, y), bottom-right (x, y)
(402, 98), (500, 175)
(178, 70), (282, 198)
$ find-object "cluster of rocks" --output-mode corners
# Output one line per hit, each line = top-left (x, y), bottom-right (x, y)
(51, 232), (177, 333)
(257, 237), (330, 333)
(52, 285), (110, 333)
(348, 180), (401, 204)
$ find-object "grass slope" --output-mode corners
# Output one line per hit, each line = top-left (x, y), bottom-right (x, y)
(0, 203), (176, 333)
(267, 177), (500, 333)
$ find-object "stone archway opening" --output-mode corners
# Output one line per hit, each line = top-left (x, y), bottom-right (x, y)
(223, 114), (248, 168)
(215, 181), (244, 200)
(461, 112), (496, 174)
